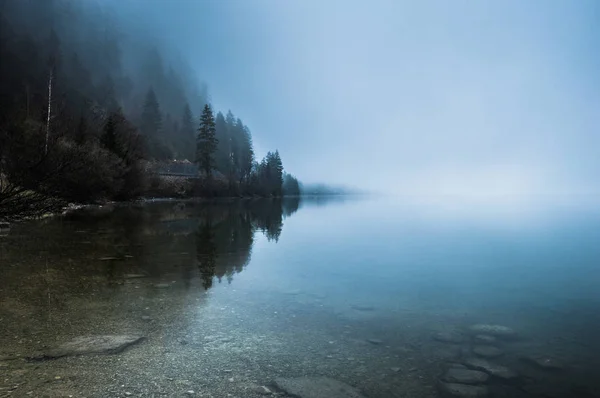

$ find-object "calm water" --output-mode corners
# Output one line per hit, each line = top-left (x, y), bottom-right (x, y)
(1, 196), (599, 397)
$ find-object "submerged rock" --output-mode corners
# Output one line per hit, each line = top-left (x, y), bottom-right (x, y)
(32, 335), (144, 359)
(472, 345), (503, 358)
(438, 381), (488, 397)
(473, 335), (497, 344)
(463, 357), (517, 380)
(441, 368), (489, 385)
(522, 383), (574, 398)
(433, 330), (466, 344)
(351, 305), (375, 312)
(274, 376), (366, 398)
(367, 338), (383, 345)
(124, 274), (147, 279)
(468, 324), (516, 339)
(521, 355), (566, 370)
(434, 345), (462, 360)
(253, 385), (273, 395)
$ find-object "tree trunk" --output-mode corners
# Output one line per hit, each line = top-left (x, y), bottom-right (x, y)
(45, 69), (53, 155)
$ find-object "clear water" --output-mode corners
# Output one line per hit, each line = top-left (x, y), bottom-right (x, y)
(1, 196), (599, 397)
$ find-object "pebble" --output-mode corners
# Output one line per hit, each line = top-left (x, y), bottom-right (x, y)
(473, 335), (497, 344)
(154, 283), (171, 288)
(433, 330), (465, 344)
(472, 345), (503, 358)
(463, 357), (517, 380)
(367, 339), (383, 345)
(185, 390), (195, 395)
(442, 368), (489, 385)
(390, 367), (401, 372)
(275, 376), (366, 398)
(468, 324), (516, 339)
(438, 381), (488, 397)
(125, 393), (132, 397)
(254, 385), (272, 395)
(351, 305), (375, 311)
(521, 355), (566, 370)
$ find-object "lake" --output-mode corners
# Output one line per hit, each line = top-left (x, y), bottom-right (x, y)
(1, 196), (599, 398)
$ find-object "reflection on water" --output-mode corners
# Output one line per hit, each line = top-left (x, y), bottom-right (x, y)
(1, 196), (600, 398)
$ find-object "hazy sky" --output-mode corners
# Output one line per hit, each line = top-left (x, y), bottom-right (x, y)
(117, 0), (599, 196)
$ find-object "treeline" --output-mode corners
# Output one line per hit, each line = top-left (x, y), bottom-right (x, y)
(0, 0), (300, 219)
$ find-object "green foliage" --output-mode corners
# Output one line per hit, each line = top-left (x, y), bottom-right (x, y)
(141, 88), (162, 137)
(101, 112), (120, 156)
(179, 103), (195, 160)
(0, 0), (303, 216)
(196, 104), (218, 176)
(283, 173), (301, 196)
(214, 111), (230, 174)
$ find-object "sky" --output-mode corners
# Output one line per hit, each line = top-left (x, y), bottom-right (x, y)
(116, 0), (599, 196)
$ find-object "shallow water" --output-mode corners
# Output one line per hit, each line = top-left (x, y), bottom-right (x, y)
(1, 196), (599, 397)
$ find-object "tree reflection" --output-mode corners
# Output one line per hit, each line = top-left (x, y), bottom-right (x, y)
(194, 197), (300, 289)
(196, 218), (217, 290)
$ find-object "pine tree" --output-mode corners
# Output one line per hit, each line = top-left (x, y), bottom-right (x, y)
(272, 150), (284, 196)
(180, 103), (195, 160)
(225, 110), (236, 179)
(75, 115), (87, 145)
(141, 87), (162, 137)
(283, 173), (301, 196)
(235, 118), (254, 184)
(101, 112), (119, 156)
(196, 104), (218, 177)
(214, 111), (229, 174)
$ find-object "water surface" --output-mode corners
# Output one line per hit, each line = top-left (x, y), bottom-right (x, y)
(1, 196), (599, 397)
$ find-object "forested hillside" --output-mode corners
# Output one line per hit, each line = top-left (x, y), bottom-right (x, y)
(0, 0), (300, 220)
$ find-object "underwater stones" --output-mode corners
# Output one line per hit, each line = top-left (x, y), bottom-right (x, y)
(472, 345), (503, 358)
(434, 344), (462, 360)
(521, 355), (566, 370)
(463, 357), (517, 380)
(468, 324), (516, 339)
(438, 381), (488, 397)
(124, 274), (147, 279)
(442, 368), (490, 385)
(522, 383), (572, 398)
(32, 335), (144, 359)
(274, 376), (366, 398)
(473, 335), (497, 344)
(350, 305), (375, 312)
(253, 385), (273, 395)
(433, 330), (466, 344)
(154, 283), (171, 288)
(366, 338), (383, 345)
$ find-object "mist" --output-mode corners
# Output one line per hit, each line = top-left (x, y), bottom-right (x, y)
(100, 0), (598, 197)
(2, 0), (599, 202)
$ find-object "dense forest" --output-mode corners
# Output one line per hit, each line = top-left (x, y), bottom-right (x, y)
(0, 0), (301, 221)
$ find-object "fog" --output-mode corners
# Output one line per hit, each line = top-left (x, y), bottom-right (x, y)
(103, 0), (599, 197)
(3, 0), (599, 199)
